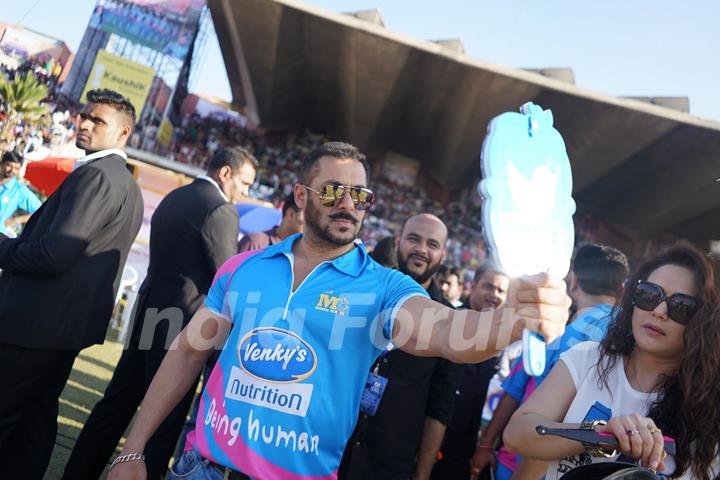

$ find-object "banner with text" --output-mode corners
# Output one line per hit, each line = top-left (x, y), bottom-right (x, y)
(81, 49), (155, 119)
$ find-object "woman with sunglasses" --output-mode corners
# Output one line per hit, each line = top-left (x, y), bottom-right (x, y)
(503, 244), (720, 479)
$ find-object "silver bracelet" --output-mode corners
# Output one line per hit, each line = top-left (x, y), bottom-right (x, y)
(110, 452), (146, 470)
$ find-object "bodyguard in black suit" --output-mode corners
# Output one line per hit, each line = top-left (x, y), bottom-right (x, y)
(0, 89), (143, 479)
(63, 147), (258, 480)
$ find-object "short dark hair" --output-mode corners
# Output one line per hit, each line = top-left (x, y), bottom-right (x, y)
(207, 146), (258, 173)
(2, 151), (23, 165)
(369, 236), (398, 269)
(473, 260), (505, 283)
(448, 266), (462, 280)
(572, 243), (629, 297)
(438, 265), (461, 280)
(86, 89), (136, 124)
(281, 192), (299, 216)
(300, 141), (371, 184)
(437, 264), (450, 277)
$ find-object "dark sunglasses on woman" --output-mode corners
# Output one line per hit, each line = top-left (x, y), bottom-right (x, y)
(632, 280), (701, 325)
(303, 183), (375, 211)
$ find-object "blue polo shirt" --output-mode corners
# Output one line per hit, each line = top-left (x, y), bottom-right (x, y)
(502, 303), (614, 401)
(189, 234), (428, 479)
(0, 177), (41, 232)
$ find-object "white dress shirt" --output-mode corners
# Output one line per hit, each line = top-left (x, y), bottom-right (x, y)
(74, 148), (128, 170)
(196, 175), (228, 202)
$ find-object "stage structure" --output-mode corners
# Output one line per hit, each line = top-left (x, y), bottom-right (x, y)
(209, 0), (720, 245)
(61, 0), (211, 126)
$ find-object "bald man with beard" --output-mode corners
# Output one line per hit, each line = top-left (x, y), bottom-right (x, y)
(339, 214), (463, 480)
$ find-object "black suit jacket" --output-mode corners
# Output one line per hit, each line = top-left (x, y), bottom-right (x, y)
(0, 153), (143, 350)
(128, 178), (239, 351)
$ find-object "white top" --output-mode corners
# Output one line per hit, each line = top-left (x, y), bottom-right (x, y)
(545, 341), (682, 479)
(547, 342), (720, 478)
(74, 148), (128, 170)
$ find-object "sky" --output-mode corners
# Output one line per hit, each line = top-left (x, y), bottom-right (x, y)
(3, 0), (719, 121)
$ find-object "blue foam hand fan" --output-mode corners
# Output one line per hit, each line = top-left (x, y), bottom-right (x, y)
(479, 102), (575, 376)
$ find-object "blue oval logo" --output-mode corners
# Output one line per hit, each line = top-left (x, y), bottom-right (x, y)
(238, 327), (317, 383)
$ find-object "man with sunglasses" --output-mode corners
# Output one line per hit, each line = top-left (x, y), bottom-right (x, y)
(109, 141), (571, 480)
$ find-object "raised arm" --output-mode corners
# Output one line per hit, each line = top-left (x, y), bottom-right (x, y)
(394, 273), (570, 364)
(108, 306), (231, 479)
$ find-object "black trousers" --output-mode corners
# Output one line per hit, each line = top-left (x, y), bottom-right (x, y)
(62, 345), (198, 480)
(0, 343), (78, 480)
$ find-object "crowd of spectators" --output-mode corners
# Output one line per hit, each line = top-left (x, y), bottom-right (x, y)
(0, 57), (63, 91)
(0, 109), (77, 158)
(1, 64), (487, 269)
(154, 113), (488, 268)
(0, 63), (77, 157)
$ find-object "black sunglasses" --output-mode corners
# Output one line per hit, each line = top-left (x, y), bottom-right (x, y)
(632, 280), (701, 325)
(303, 183), (375, 211)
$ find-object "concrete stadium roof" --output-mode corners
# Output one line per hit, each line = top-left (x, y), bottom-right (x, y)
(208, 0), (720, 241)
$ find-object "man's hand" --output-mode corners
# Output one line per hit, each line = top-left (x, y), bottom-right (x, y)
(506, 272), (571, 344)
(413, 417), (446, 480)
(469, 445), (496, 479)
(107, 459), (147, 480)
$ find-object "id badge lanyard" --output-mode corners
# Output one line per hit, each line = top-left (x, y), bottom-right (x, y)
(372, 349), (391, 375)
(360, 349), (392, 416)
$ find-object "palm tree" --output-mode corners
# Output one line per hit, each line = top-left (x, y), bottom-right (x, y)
(0, 71), (50, 149)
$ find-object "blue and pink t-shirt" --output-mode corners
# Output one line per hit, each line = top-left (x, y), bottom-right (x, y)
(186, 234), (428, 479)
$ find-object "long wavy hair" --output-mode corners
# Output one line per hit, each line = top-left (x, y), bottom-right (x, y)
(597, 244), (720, 479)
